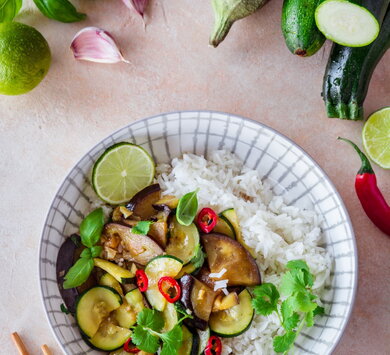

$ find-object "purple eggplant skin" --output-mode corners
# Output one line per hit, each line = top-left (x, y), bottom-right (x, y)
(56, 234), (80, 314)
(179, 275), (208, 331)
(125, 184), (161, 220)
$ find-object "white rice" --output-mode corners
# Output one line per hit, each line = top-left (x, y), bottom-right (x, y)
(156, 150), (331, 355)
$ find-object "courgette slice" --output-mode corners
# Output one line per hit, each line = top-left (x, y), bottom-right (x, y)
(178, 325), (194, 355)
(166, 216), (200, 265)
(176, 263), (198, 279)
(315, 0), (380, 47)
(88, 318), (131, 351)
(219, 209), (254, 257)
(125, 288), (145, 313)
(161, 302), (179, 333)
(145, 255), (183, 311)
(94, 258), (135, 283)
(209, 289), (254, 337)
(213, 216), (235, 239)
(99, 273), (124, 296)
(76, 286), (122, 338)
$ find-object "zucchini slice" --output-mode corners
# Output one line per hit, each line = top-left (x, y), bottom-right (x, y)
(76, 286), (122, 338)
(220, 209), (254, 257)
(89, 318), (131, 351)
(161, 302), (179, 333)
(125, 288), (145, 314)
(178, 325), (194, 355)
(315, 0), (380, 47)
(99, 273), (124, 296)
(94, 258), (135, 283)
(209, 289), (254, 337)
(213, 217), (235, 239)
(166, 216), (200, 265)
(145, 255), (183, 311)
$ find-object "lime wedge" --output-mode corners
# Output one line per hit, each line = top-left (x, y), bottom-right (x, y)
(92, 143), (155, 204)
(362, 107), (390, 169)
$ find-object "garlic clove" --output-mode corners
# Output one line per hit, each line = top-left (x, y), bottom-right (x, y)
(121, 0), (149, 19)
(70, 27), (129, 64)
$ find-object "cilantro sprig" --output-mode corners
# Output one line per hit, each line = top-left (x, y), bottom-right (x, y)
(252, 260), (325, 354)
(131, 308), (192, 355)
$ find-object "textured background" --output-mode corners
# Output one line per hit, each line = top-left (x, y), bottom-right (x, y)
(0, 0), (389, 354)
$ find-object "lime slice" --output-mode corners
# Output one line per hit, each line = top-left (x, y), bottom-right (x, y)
(92, 143), (155, 204)
(362, 107), (390, 169)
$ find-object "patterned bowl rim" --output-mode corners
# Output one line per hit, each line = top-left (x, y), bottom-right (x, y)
(39, 110), (358, 354)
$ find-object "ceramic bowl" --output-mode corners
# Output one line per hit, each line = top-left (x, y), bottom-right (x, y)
(39, 111), (357, 355)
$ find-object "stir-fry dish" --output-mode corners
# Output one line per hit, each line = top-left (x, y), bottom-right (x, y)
(57, 143), (328, 355)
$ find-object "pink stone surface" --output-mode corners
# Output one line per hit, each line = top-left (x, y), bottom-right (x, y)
(0, 0), (389, 354)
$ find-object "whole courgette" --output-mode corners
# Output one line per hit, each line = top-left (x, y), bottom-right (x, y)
(323, 1), (390, 120)
(281, 0), (325, 57)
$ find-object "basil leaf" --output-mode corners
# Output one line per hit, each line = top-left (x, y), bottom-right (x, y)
(0, 0), (22, 22)
(90, 245), (102, 258)
(80, 248), (92, 259)
(33, 0), (86, 23)
(80, 208), (104, 248)
(176, 190), (198, 226)
(132, 221), (153, 235)
(63, 257), (94, 289)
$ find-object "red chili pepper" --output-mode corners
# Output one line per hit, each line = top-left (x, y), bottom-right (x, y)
(158, 276), (181, 303)
(135, 269), (148, 292)
(339, 138), (390, 236)
(123, 338), (140, 353)
(205, 335), (222, 355)
(197, 208), (218, 233)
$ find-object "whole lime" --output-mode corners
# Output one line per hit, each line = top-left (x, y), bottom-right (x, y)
(0, 22), (51, 95)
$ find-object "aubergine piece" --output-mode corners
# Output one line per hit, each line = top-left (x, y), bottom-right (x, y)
(56, 234), (80, 314)
(126, 184), (161, 220)
(148, 221), (168, 248)
(180, 275), (217, 330)
(201, 233), (261, 287)
(103, 223), (163, 265)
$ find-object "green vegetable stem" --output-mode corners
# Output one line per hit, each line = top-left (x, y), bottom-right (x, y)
(210, 0), (269, 47)
(33, 0), (86, 23)
(252, 260), (325, 353)
(63, 208), (104, 289)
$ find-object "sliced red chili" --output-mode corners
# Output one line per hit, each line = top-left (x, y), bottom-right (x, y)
(123, 338), (140, 353)
(158, 276), (181, 303)
(197, 208), (218, 233)
(135, 269), (148, 292)
(205, 335), (222, 355)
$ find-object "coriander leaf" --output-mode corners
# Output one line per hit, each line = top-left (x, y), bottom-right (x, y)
(80, 248), (92, 259)
(160, 325), (183, 352)
(305, 310), (314, 327)
(90, 246), (103, 257)
(33, 0), (86, 23)
(286, 260), (309, 272)
(63, 257), (94, 289)
(174, 302), (193, 319)
(313, 305), (325, 317)
(273, 331), (296, 353)
(252, 283), (280, 316)
(60, 303), (70, 314)
(290, 292), (318, 313)
(284, 312), (300, 331)
(176, 190), (198, 226)
(280, 270), (305, 297)
(190, 245), (205, 269)
(132, 325), (160, 353)
(132, 221), (153, 235)
(0, 0), (22, 23)
(302, 269), (314, 287)
(281, 300), (293, 322)
(80, 208), (104, 248)
(161, 343), (176, 355)
(137, 309), (164, 332)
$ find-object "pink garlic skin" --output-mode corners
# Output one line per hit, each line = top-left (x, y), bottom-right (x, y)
(70, 27), (129, 64)
(121, 0), (149, 18)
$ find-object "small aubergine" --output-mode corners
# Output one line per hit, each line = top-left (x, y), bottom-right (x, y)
(126, 184), (161, 220)
(210, 0), (269, 47)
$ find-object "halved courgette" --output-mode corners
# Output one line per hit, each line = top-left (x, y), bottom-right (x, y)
(99, 273), (124, 296)
(166, 216), (200, 265)
(209, 289), (254, 337)
(145, 255), (183, 311)
(213, 216), (235, 239)
(94, 258), (135, 283)
(88, 318), (131, 351)
(178, 325), (194, 355)
(76, 286), (122, 338)
(161, 302), (179, 333)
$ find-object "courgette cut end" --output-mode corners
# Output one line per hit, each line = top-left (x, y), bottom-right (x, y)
(76, 286), (123, 339)
(315, 0), (380, 47)
(88, 319), (131, 351)
(325, 101), (364, 120)
(94, 258), (135, 284)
